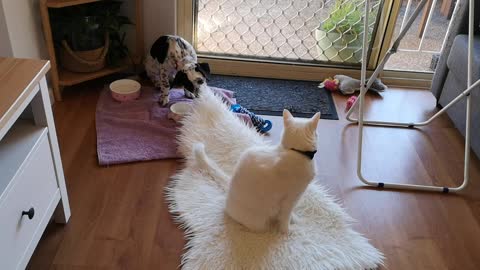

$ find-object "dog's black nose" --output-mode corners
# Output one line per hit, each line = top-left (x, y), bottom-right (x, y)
(197, 79), (204, 85)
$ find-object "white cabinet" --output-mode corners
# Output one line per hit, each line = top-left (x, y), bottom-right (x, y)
(0, 58), (70, 269)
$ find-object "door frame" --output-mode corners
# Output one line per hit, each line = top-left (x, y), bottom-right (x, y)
(176, 0), (433, 89)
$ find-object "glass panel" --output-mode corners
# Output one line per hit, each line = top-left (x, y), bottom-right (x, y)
(385, 0), (451, 72)
(194, 0), (382, 65)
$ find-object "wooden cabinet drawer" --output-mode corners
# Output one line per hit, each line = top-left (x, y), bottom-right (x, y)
(0, 130), (59, 270)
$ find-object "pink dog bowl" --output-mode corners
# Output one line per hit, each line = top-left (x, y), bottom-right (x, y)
(109, 79), (141, 102)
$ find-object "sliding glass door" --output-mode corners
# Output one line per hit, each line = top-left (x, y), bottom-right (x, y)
(177, 0), (453, 87)
(193, 0), (383, 66)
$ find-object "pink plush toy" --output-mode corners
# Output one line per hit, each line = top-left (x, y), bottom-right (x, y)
(346, 96), (357, 111)
(318, 77), (339, 92)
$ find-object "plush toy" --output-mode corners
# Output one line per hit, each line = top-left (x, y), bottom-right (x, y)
(319, 75), (387, 95)
(231, 104), (272, 133)
(346, 96), (357, 111)
(318, 77), (339, 92)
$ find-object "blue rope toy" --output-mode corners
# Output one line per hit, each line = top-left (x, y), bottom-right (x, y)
(231, 104), (272, 133)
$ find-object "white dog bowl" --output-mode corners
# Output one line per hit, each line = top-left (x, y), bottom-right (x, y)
(109, 79), (141, 102)
(170, 102), (192, 121)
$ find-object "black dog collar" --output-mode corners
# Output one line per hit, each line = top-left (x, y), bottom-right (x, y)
(290, 148), (317, 160)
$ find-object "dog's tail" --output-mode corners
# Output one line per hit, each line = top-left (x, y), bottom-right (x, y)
(192, 143), (229, 189)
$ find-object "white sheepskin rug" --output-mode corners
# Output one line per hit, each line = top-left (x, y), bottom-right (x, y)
(166, 87), (384, 270)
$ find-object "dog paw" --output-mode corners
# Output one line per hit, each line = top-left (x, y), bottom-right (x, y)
(184, 91), (195, 99)
(159, 96), (170, 106)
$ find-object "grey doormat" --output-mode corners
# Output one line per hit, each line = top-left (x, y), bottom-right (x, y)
(209, 75), (339, 120)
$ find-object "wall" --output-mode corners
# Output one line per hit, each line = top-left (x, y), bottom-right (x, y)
(0, 1), (12, 56)
(143, 0), (176, 53)
(0, 1), (14, 57)
(1, 0), (177, 58)
(0, 0), (48, 59)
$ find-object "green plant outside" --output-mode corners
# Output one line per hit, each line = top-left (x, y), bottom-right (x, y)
(320, 0), (378, 36)
(316, 0), (379, 63)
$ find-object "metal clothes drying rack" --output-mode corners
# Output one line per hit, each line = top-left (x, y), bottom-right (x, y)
(348, 0), (477, 193)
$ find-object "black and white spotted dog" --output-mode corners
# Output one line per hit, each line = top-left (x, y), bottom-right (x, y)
(145, 35), (210, 106)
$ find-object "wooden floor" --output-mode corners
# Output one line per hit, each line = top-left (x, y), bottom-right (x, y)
(27, 83), (480, 269)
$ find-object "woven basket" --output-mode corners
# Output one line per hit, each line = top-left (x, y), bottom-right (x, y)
(60, 34), (109, 73)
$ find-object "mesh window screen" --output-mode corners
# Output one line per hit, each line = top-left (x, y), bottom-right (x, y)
(194, 0), (382, 64)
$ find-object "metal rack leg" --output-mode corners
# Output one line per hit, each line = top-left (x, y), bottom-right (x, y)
(352, 0), (475, 193)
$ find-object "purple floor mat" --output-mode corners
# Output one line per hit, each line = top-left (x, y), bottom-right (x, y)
(96, 86), (244, 166)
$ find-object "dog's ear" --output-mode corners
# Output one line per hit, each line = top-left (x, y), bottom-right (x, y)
(171, 71), (189, 89)
(172, 71), (195, 92)
(199, 63), (211, 75)
(196, 63), (211, 80)
(150, 36), (169, 63)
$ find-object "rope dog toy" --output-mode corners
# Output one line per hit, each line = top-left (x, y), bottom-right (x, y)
(231, 104), (272, 133)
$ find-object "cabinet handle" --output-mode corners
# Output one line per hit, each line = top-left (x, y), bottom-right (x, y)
(22, 207), (35, 220)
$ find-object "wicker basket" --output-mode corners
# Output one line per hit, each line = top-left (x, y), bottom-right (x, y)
(59, 34), (109, 73)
